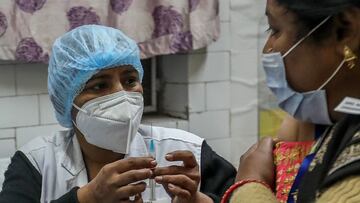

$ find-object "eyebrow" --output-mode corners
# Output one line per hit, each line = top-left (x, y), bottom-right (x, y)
(90, 74), (110, 81)
(88, 68), (139, 82)
(122, 69), (139, 77)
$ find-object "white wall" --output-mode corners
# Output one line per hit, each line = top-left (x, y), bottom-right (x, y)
(0, 0), (265, 167)
(0, 63), (64, 157)
(160, 0), (265, 166)
(229, 0), (266, 166)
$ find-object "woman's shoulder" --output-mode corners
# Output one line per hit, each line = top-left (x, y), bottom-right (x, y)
(323, 126), (360, 187)
(309, 115), (360, 191)
(19, 129), (73, 153)
(295, 115), (360, 202)
(18, 129), (74, 173)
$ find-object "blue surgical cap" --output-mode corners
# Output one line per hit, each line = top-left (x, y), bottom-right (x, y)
(48, 24), (143, 128)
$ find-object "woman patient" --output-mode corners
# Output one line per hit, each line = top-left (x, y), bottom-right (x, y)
(0, 25), (235, 203)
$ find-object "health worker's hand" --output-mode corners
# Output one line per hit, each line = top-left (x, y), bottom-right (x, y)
(153, 150), (213, 203)
(77, 157), (157, 203)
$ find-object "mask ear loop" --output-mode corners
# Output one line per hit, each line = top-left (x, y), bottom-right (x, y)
(317, 59), (346, 90)
(283, 16), (332, 58)
(72, 120), (78, 128)
(71, 103), (87, 128)
(72, 103), (87, 114)
(71, 104), (88, 135)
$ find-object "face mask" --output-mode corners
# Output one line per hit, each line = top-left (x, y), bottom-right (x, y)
(72, 91), (144, 154)
(262, 16), (345, 125)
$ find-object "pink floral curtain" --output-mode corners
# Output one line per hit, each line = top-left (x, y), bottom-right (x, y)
(0, 0), (219, 62)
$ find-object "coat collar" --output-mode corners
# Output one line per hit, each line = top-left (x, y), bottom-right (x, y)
(59, 131), (88, 190)
(61, 131), (86, 176)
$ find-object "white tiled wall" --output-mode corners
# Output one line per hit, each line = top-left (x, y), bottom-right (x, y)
(0, 63), (65, 158)
(0, 0), (265, 167)
(161, 55), (188, 83)
(189, 110), (230, 140)
(219, 0), (230, 22)
(0, 139), (16, 158)
(0, 129), (15, 139)
(0, 65), (16, 97)
(188, 83), (206, 112)
(162, 83), (188, 116)
(188, 52), (230, 83)
(206, 81), (230, 110)
(0, 95), (39, 128)
(15, 63), (48, 95)
(161, 0), (265, 167)
(39, 94), (58, 125)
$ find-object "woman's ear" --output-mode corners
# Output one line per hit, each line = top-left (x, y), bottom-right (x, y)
(335, 7), (360, 54)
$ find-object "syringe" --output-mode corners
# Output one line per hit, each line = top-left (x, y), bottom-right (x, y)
(149, 125), (156, 202)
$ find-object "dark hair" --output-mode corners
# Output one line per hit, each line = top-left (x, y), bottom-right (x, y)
(277, 0), (360, 41)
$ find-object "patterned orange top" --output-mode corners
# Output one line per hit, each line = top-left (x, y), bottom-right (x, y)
(273, 141), (314, 203)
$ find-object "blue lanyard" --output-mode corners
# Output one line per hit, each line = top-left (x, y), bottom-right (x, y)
(287, 125), (327, 203)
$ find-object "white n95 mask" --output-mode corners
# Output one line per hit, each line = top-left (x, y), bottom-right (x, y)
(72, 91), (144, 154)
(262, 16), (345, 125)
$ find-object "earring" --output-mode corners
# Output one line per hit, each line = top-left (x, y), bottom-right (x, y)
(344, 46), (357, 69)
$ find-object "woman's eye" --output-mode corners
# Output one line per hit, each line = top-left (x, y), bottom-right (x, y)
(126, 77), (138, 86)
(90, 83), (107, 91)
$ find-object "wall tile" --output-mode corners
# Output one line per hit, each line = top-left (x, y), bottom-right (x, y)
(0, 96), (39, 128)
(0, 129), (15, 139)
(39, 94), (58, 125)
(162, 84), (188, 113)
(160, 55), (188, 83)
(0, 65), (16, 97)
(206, 81), (230, 110)
(231, 82), (257, 109)
(16, 63), (48, 95)
(0, 139), (16, 158)
(176, 120), (189, 132)
(189, 110), (230, 139)
(220, 0), (230, 22)
(231, 50), (259, 81)
(188, 83), (205, 112)
(230, 0), (265, 28)
(231, 107), (258, 138)
(188, 52), (230, 82)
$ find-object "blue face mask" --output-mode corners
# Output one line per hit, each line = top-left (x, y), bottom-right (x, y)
(262, 16), (346, 125)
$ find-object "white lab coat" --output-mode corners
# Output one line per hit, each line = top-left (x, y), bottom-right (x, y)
(20, 125), (204, 203)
